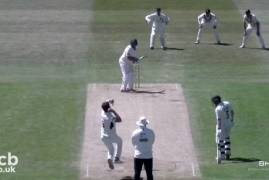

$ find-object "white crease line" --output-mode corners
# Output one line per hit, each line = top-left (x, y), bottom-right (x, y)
(86, 162), (89, 177)
(92, 83), (96, 89)
(191, 163), (196, 177)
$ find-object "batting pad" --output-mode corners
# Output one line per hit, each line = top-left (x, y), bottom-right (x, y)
(80, 84), (200, 180)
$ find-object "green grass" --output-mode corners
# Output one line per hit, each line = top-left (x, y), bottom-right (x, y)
(0, 81), (85, 179)
(91, 0), (269, 179)
(0, 0), (269, 179)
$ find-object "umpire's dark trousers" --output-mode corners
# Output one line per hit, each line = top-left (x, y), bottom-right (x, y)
(134, 158), (153, 180)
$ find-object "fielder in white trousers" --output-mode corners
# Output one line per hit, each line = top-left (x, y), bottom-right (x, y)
(195, 9), (221, 44)
(145, 8), (170, 50)
(240, 10), (266, 49)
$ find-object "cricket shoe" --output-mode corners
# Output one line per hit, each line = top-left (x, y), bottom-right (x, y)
(150, 46), (154, 50)
(216, 157), (221, 164)
(239, 44), (245, 48)
(107, 159), (114, 169)
(120, 89), (130, 93)
(114, 157), (122, 164)
(194, 40), (200, 44)
(126, 88), (136, 92)
(161, 46), (167, 50)
(225, 154), (231, 160)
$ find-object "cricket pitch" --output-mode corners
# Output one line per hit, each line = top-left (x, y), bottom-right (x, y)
(81, 84), (200, 180)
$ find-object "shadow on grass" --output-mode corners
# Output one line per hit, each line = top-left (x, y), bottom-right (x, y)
(150, 47), (184, 51)
(120, 176), (143, 180)
(194, 42), (233, 46)
(132, 89), (166, 94)
(216, 42), (233, 46)
(244, 47), (269, 51)
(229, 157), (260, 163)
(166, 47), (184, 51)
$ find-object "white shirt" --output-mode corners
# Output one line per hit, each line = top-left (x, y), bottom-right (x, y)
(145, 12), (169, 32)
(131, 127), (155, 159)
(198, 12), (217, 24)
(119, 45), (137, 64)
(244, 14), (259, 27)
(101, 110), (117, 138)
(215, 101), (234, 129)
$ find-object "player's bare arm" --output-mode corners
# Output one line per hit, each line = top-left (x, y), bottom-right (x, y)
(231, 110), (234, 122)
(127, 55), (139, 63)
(108, 108), (122, 122)
(243, 21), (247, 35)
(256, 21), (261, 36)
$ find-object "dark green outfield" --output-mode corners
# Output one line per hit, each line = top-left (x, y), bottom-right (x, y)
(0, 0), (268, 179)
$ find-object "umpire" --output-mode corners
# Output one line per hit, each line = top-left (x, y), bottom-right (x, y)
(131, 116), (155, 180)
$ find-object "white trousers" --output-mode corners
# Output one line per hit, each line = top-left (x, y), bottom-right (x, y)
(150, 29), (165, 48)
(241, 25), (266, 48)
(216, 125), (232, 143)
(196, 22), (220, 42)
(119, 61), (134, 90)
(216, 124), (233, 159)
(101, 134), (122, 160)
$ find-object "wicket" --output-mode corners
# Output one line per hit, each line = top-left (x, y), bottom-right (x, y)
(134, 63), (140, 88)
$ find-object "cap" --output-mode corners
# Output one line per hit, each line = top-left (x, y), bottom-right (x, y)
(211, 95), (221, 104)
(130, 39), (138, 46)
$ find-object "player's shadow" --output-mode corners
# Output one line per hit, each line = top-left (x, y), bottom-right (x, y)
(165, 47), (184, 51)
(153, 47), (184, 51)
(229, 157), (260, 163)
(120, 176), (143, 180)
(132, 90), (165, 94)
(215, 42), (233, 46)
(244, 47), (269, 51)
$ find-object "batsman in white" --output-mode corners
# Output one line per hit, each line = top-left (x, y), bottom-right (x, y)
(195, 9), (221, 44)
(119, 39), (143, 92)
(239, 9), (266, 49)
(211, 95), (234, 164)
(100, 99), (122, 169)
(145, 8), (170, 50)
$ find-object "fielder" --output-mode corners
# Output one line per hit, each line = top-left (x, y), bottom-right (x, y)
(119, 39), (143, 92)
(132, 116), (155, 180)
(195, 9), (221, 44)
(100, 99), (123, 169)
(145, 8), (170, 50)
(211, 95), (234, 164)
(239, 9), (266, 49)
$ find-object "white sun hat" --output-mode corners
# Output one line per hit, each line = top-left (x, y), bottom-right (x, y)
(136, 116), (149, 127)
